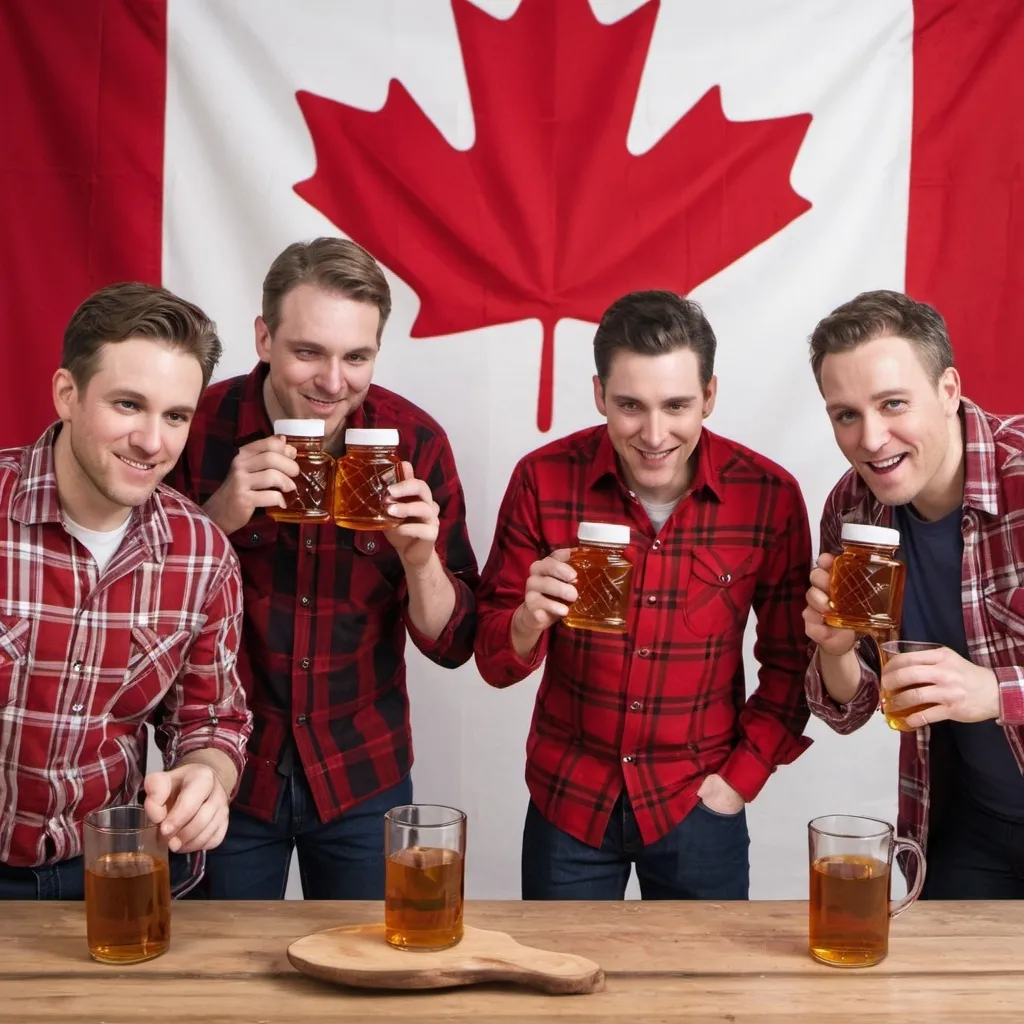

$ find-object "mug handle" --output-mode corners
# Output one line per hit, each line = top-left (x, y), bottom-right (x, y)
(171, 849), (206, 900)
(889, 836), (925, 918)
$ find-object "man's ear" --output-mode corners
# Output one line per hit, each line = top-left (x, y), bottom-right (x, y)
(52, 368), (78, 423)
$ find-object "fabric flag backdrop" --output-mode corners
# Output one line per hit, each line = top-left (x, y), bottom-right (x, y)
(2, 0), (1023, 899)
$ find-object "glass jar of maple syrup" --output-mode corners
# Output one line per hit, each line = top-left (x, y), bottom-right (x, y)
(822, 523), (905, 638)
(267, 419), (334, 524)
(333, 428), (405, 531)
(564, 522), (634, 633)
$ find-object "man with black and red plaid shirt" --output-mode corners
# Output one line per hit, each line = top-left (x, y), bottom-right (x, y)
(475, 290), (813, 900)
(169, 237), (478, 900)
(0, 282), (251, 900)
(803, 290), (1024, 899)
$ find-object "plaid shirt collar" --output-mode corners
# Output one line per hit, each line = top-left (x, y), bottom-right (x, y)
(234, 362), (374, 446)
(585, 425), (725, 503)
(9, 423), (171, 563)
(960, 397), (1001, 517)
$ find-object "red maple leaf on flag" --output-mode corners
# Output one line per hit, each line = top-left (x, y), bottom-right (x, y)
(294, 0), (811, 432)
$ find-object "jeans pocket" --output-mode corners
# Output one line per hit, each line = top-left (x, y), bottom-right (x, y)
(696, 799), (745, 820)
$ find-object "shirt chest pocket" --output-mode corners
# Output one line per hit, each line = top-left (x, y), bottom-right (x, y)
(352, 530), (405, 598)
(683, 546), (763, 637)
(0, 615), (30, 711)
(982, 584), (1024, 641)
(99, 626), (194, 720)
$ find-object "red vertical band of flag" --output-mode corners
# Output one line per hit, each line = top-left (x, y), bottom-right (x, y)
(0, 0), (166, 447)
(907, 0), (1024, 414)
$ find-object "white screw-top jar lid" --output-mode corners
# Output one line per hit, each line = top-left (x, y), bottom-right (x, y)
(345, 428), (400, 447)
(578, 521), (631, 545)
(840, 522), (900, 546)
(273, 418), (325, 437)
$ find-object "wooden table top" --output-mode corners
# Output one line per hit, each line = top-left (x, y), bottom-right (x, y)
(0, 899), (1020, 1022)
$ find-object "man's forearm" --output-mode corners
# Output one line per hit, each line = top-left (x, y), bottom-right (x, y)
(405, 551), (457, 641)
(817, 647), (865, 705)
(176, 749), (238, 799)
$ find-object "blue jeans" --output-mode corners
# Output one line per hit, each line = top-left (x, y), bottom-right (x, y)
(521, 793), (750, 900)
(921, 796), (1024, 899)
(0, 853), (198, 900)
(194, 770), (413, 899)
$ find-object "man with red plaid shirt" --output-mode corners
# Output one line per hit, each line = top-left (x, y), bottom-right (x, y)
(804, 290), (1024, 899)
(169, 238), (477, 900)
(0, 283), (251, 900)
(475, 290), (813, 900)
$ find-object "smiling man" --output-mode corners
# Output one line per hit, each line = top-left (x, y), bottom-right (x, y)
(802, 289), (1024, 899)
(0, 282), (251, 899)
(474, 290), (813, 900)
(169, 237), (478, 900)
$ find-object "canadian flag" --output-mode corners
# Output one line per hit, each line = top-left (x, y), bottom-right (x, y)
(2, 0), (1022, 898)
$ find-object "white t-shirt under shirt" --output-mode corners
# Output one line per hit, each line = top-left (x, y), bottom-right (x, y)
(63, 512), (132, 573)
(640, 496), (681, 533)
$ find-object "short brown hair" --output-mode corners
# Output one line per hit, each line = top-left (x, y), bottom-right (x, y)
(809, 289), (954, 388)
(62, 282), (222, 390)
(594, 290), (717, 386)
(261, 237), (392, 342)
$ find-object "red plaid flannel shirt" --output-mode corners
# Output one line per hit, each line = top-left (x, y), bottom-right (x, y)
(168, 364), (478, 823)
(475, 425), (813, 848)
(806, 399), (1024, 882)
(0, 426), (251, 867)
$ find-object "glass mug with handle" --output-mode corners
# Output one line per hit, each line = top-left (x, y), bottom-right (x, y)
(878, 639), (942, 732)
(84, 805), (205, 964)
(808, 814), (925, 967)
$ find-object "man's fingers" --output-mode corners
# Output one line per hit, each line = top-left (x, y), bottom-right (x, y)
(142, 772), (175, 824)
(532, 557), (577, 583)
(167, 802), (218, 853)
(159, 774), (212, 839)
(178, 812), (228, 854)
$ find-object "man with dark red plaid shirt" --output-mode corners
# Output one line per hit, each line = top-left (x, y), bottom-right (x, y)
(475, 291), (813, 900)
(169, 238), (477, 900)
(804, 290), (1024, 899)
(0, 283), (251, 900)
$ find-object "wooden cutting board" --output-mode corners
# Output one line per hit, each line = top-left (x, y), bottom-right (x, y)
(287, 923), (605, 994)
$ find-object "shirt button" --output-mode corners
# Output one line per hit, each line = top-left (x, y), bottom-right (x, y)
(300, 596), (310, 607)
(718, 573), (731, 584)
(630, 700), (643, 712)
(622, 755), (634, 764)
(651, 540), (661, 551)
(305, 537), (313, 548)
(71, 704), (84, 714)
(251, 533), (260, 543)
(637, 647), (650, 658)
(301, 658), (311, 669)
(366, 541), (377, 553)
(72, 661), (83, 672)
(646, 595), (657, 605)
(296, 714), (308, 725)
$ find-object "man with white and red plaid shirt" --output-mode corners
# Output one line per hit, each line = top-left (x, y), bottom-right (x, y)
(476, 290), (813, 901)
(804, 289), (1024, 898)
(0, 282), (251, 900)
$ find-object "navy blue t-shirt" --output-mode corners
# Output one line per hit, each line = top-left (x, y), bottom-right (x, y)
(894, 502), (1024, 822)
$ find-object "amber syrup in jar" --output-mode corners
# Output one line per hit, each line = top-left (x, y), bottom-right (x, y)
(267, 419), (334, 524)
(564, 522), (634, 633)
(333, 428), (404, 531)
(823, 523), (905, 640)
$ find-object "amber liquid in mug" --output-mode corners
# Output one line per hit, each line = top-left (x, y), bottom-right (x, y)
(85, 852), (171, 964)
(385, 846), (464, 951)
(809, 854), (891, 967)
(564, 543), (633, 633)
